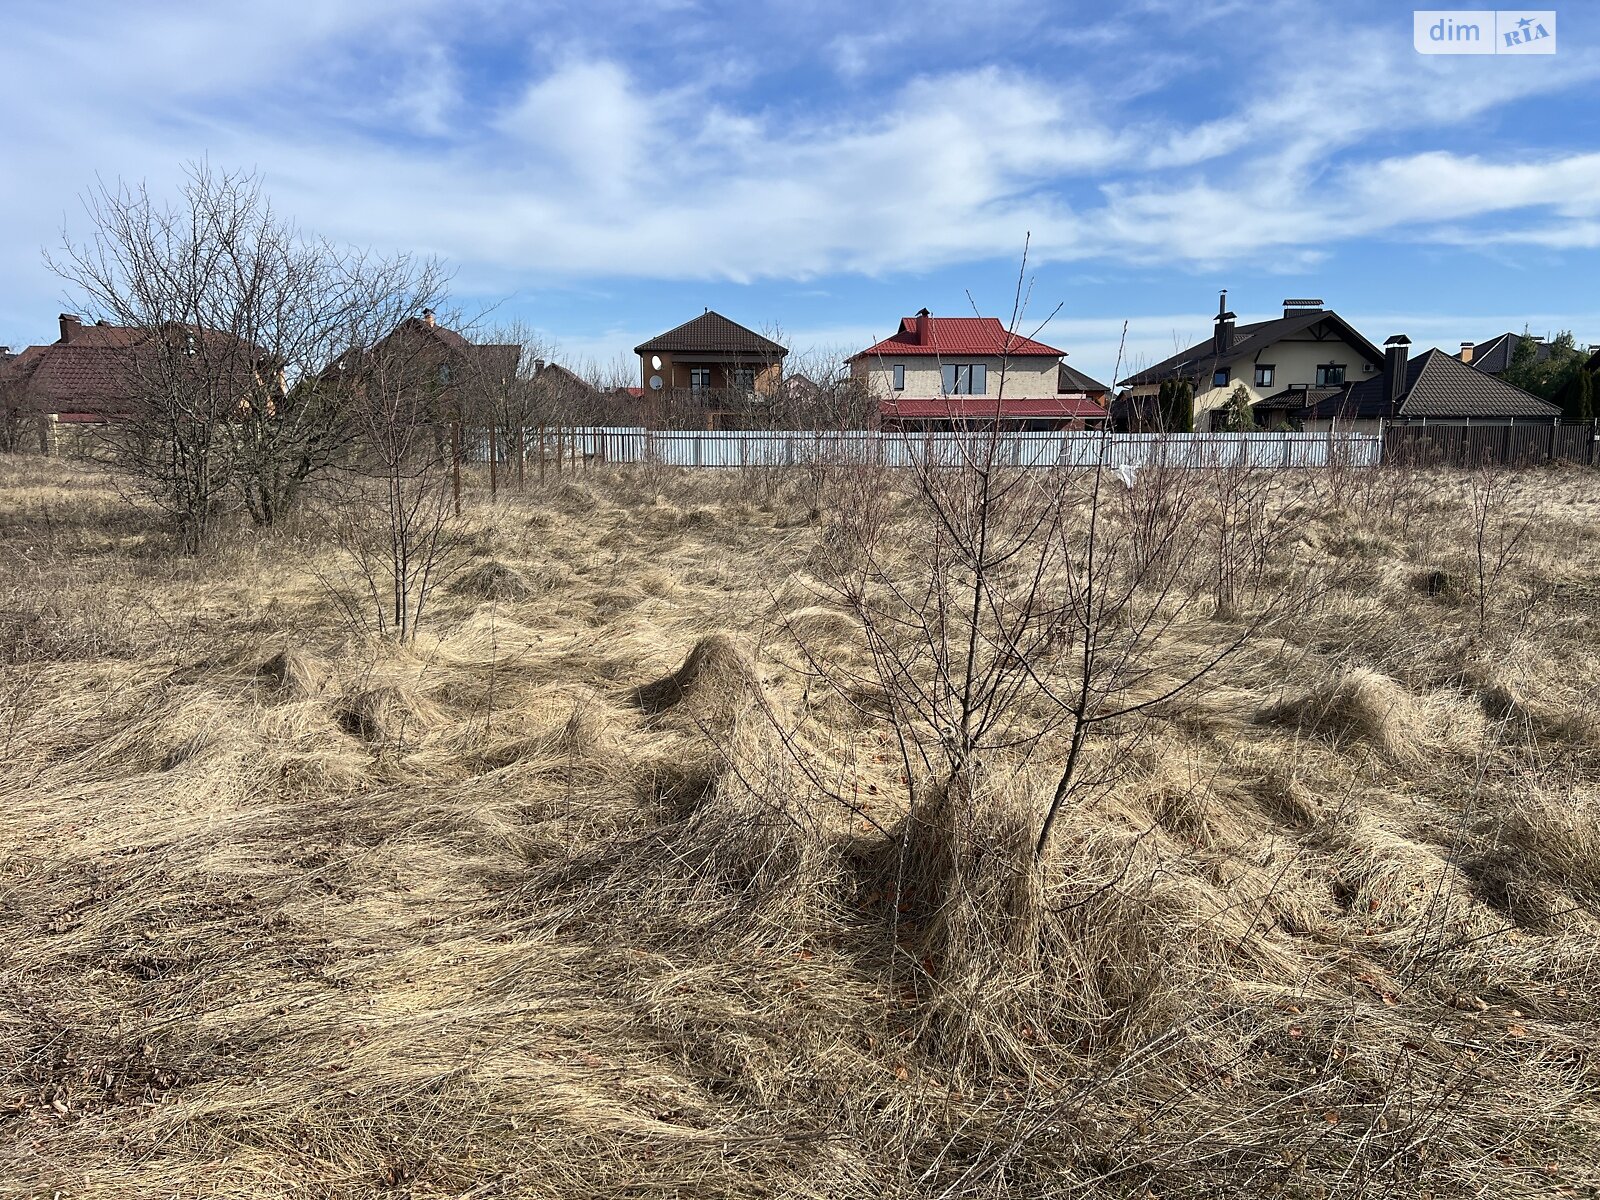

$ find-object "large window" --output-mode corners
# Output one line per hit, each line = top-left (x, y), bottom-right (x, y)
(1254, 364), (1275, 388)
(892, 364), (905, 391)
(1316, 363), (1346, 386)
(941, 363), (987, 394)
(689, 368), (711, 391)
(732, 367), (755, 390)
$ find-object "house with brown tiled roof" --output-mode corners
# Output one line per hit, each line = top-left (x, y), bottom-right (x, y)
(1118, 294), (1385, 431)
(0, 313), (272, 452)
(1254, 335), (1561, 433)
(633, 311), (788, 430)
(849, 309), (1107, 431)
(1456, 332), (1552, 376)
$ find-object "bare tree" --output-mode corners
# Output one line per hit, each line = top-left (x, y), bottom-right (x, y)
(326, 309), (471, 641)
(48, 163), (448, 544)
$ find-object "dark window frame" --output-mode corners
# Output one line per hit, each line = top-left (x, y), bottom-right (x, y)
(1213, 368), (1229, 388)
(689, 367), (712, 391)
(1254, 364), (1275, 388)
(941, 363), (987, 395)
(1315, 363), (1347, 386)
(892, 363), (905, 391)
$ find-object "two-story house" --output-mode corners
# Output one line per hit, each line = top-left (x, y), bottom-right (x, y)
(849, 309), (1107, 431)
(1118, 294), (1385, 430)
(634, 311), (787, 430)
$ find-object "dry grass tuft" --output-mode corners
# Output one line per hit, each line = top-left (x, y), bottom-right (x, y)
(1257, 666), (1434, 758)
(449, 557), (534, 602)
(631, 633), (760, 724)
(2, 455), (1599, 1198)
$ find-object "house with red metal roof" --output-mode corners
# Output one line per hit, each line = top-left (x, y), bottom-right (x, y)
(848, 309), (1107, 431)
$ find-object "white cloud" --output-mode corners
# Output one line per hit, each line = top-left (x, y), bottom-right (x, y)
(2, 0), (1600, 347)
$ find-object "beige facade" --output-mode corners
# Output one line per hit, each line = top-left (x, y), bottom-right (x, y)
(638, 351), (782, 396)
(1130, 331), (1383, 428)
(852, 354), (1060, 400)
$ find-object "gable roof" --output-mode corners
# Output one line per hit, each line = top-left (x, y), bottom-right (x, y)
(851, 315), (1064, 360)
(1057, 361), (1107, 394)
(1304, 349), (1560, 422)
(1, 322), (264, 418)
(635, 311), (787, 358)
(1119, 309), (1384, 387)
(1459, 332), (1551, 375)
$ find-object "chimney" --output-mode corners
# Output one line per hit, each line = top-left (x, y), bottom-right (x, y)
(58, 313), (83, 343)
(421, 308), (436, 328)
(1459, 341), (1474, 364)
(1282, 297), (1324, 319)
(1213, 290), (1235, 356)
(1384, 335), (1411, 411)
(533, 358), (546, 375)
(915, 307), (932, 347)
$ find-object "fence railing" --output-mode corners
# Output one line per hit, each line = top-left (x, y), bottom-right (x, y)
(1383, 422), (1599, 468)
(473, 428), (1385, 470)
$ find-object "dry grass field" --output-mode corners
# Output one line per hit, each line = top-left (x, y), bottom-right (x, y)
(1, 452), (1598, 1199)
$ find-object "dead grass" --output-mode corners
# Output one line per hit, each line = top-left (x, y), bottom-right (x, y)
(1, 453), (1598, 1198)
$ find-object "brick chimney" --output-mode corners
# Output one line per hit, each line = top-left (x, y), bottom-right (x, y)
(59, 313), (83, 343)
(421, 308), (436, 328)
(1459, 341), (1474, 364)
(914, 307), (932, 347)
(533, 359), (546, 375)
(1385, 335), (1411, 412)
(1213, 290), (1235, 357)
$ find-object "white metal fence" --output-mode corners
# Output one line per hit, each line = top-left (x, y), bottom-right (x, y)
(483, 427), (1383, 470)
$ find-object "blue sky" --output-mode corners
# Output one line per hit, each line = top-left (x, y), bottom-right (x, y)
(2, 0), (1597, 384)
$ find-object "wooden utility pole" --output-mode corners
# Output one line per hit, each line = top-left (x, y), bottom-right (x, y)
(489, 420), (498, 500)
(451, 419), (462, 517)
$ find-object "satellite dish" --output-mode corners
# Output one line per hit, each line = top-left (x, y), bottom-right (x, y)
(650, 355), (662, 371)
(649, 375), (663, 391)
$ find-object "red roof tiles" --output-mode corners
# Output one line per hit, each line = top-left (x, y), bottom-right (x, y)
(853, 316), (1065, 360)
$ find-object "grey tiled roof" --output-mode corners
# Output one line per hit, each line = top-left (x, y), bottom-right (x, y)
(1057, 361), (1107, 393)
(1254, 385), (1346, 411)
(635, 311), (787, 358)
(1460, 332), (1550, 376)
(1119, 309), (1383, 387)
(1304, 349), (1560, 421)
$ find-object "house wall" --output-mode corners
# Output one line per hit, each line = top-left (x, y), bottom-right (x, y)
(1131, 332), (1382, 429)
(639, 352), (781, 395)
(852, 354), (1060, 399)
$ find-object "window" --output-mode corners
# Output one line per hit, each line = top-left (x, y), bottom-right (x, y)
(941, 363), (987, 394)
(892, 364), (905, 391)
(1316, 363), (1346, 386)
(1213, 368), (1229, 388)
(733, 367), (755, 390)
(689, 368), (711, 391)
(437, 364), (452, 385)
(1254, 364), (1275, 388)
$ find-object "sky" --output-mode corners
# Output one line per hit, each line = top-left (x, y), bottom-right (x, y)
(2, 0), (1597, 385)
